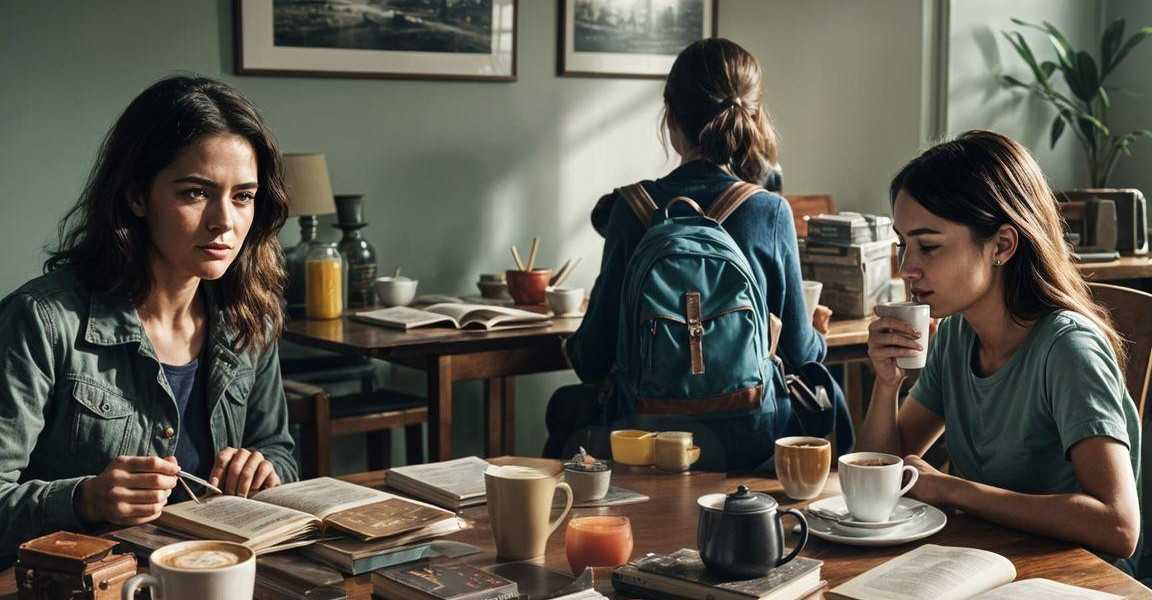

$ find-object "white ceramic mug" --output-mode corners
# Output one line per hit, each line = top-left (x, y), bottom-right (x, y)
(875, 301), (930, 369)
(838, 452), (919, 522)
(801, 281), (823, 321)
(375, 276), (418, 307)
(121, 540), (255, 600)
(547, 287), (585, 316)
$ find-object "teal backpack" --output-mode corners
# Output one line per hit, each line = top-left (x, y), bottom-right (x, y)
(613, 181), (771, 417)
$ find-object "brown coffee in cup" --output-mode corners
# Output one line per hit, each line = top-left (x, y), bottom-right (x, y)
(774, 436), (831, 500)
(848, 458), (899, 467)
(157, 545), (245, 570)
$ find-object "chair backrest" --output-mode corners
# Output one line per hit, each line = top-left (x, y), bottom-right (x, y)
(783, 194), (835, 238)
(1089, 283), (1152, 418)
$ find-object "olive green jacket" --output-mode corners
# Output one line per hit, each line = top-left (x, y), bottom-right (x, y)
(0, 268), (298, 562)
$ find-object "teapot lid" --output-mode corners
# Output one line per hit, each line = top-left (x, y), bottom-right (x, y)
(697, 485), (778, 514)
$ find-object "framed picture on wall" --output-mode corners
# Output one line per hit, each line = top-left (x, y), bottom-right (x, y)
(235, 0), (517, 81)
(558, 0), (717, 78)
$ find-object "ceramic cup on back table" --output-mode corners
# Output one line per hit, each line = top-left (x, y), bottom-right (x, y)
(774, 436), (831, 500)
(653, 431), (701, 472)
(838, 452), (920, 522)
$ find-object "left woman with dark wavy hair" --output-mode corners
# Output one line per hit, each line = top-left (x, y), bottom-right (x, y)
(0, 75), (297, 563)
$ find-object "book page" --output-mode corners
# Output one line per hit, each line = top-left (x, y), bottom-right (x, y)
(971, 578), (1122, 600)
(427, 303), (547, 323)
(160, 495), (317, 542)
(352, 306), (458, 329)
(252, 477), (391, 519)
(829, 545), (1016, 600)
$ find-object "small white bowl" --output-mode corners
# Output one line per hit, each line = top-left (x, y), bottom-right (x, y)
(375, 277), (418, 307)
(547, 287), (585, 316)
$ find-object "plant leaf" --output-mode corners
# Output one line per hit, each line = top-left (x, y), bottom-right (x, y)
(1042, 20), (1076, 68)
(1105, 26), (1152, 79)
(1002, 31), (1049, 86)
(1070, 51), (1100, 102)
(1040, 61), (1057, 81)
(1099, 86), (1111, 110)
(1001, 74), (1032, 89)
(1050, 115), (1066, 148)
(1101, 19), (1125, 73)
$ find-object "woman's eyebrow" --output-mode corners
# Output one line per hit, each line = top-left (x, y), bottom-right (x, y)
(894, 227), (942, 237)
(171, 175), (258, 190)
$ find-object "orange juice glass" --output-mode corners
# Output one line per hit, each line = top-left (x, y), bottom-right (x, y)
(565, 516), (633, 575)
(305, 244), (344, 320)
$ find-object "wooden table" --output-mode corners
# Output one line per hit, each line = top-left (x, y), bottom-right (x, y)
(284, 313), (876, 464)
(4, 468), (1145, 599)
(1078, 255), (1152, 282)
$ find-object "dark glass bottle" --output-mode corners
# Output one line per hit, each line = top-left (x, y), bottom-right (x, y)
(334, 194), (378, 308)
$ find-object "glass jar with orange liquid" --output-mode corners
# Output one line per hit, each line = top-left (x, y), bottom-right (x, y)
(305, 243), (346, 320)
(565, 515), (633, 575)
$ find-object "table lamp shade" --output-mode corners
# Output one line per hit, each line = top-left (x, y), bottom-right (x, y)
(284, 153), (336, 217)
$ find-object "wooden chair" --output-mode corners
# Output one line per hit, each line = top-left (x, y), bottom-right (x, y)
(783, 194), (835, 238)
(284, 379), (427, 487)
(1089, 283), (1152, 418)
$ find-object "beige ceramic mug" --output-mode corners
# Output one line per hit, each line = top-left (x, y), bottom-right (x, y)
(774, 436), (832, 500)
(653, 432), (701, 472)
(121, 540), (255, 600)
(485, 465), (574, 560)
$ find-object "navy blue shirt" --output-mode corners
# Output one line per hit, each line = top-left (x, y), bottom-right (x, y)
(163, 357), (213, 501)
(567, 160), (826, 469)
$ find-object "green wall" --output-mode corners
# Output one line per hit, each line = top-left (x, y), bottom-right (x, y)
(1, 1), (940, 464)
(1106, 0), (1152, 193)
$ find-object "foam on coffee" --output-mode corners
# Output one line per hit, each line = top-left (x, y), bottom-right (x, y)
(159, 545), (246, 570)
(486, 465), (550, 479)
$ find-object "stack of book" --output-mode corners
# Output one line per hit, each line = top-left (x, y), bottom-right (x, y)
(612, 548), (824, 600)
(806, 212), (894, 246)
(386, 456), (492, 510)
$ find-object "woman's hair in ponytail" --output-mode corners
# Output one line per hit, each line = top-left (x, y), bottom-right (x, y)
(663, 38), (778, 184)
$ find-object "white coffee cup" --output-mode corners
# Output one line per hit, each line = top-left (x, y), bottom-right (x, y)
(801, 281), (823, 320)
(375, 276), (418, 307)
(875, 301), (930, 369)
(122, 540), (255, 600)
(838, 452), (919, 522)
(546, 287), (585, 316)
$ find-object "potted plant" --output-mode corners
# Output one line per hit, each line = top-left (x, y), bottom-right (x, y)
(1002, 18), (1152, 187)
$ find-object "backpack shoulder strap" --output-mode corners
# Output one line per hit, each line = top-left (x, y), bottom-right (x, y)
(616, 183), (659, 230)
(706, 181), (764, 224)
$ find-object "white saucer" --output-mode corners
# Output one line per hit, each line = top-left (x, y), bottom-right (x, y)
(803, 497), (946, 547)
(806, 495), (926, 529)
(554, 311), (586, 318)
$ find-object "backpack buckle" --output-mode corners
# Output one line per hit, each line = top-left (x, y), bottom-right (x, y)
(688, 321), (704, 338)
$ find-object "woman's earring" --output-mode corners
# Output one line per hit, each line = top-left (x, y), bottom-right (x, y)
(993, 259), (1003, 267)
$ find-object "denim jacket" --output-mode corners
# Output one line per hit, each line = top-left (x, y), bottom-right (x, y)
(0, 268), (298, 561)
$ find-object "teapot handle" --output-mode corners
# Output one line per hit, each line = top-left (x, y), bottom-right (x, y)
(775, 508), (808, 567)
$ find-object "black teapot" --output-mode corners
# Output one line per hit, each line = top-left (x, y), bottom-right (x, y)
(696, 485), (809, 579)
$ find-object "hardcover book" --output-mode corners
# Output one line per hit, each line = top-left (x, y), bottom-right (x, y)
(612, 548), (823, 600)
(371, 561), (519, 600)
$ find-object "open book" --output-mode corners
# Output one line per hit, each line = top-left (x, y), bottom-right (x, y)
(386, 456), (491, 510)
(828, 544), (1121, 600)
(155, 477), (460, 552)
(352, 304), (551, 331)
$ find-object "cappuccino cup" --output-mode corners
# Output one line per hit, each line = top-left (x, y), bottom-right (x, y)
(875, 302), (931, 369)
(485, 465), (573, 560)
(774, 436), (831, 500)
(838, 452), (919, 522)
(121, 540), (254, 600)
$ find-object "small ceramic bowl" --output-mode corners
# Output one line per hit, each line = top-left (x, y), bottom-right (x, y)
(610, 430), (656, 466)
(505, 269), (551, 305)
(476, 280), (511, 299)
(546, 287), (585, 316)
(375, 277), (418, 307)
(564, 462), (612, 503)
(479, 272), (506, 283)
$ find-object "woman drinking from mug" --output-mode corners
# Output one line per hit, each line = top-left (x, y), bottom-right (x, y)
(859, 130), (1140, 559)
(546, 38), (829, 470)
(0, 75), (298, 564)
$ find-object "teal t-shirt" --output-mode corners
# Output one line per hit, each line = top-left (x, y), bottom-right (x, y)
(909, 310), (1140, 495)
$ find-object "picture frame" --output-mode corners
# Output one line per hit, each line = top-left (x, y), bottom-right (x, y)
(235, 0), (518, 81)
(557, 0), (717, 79)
